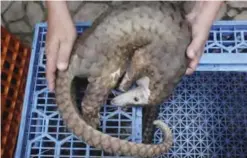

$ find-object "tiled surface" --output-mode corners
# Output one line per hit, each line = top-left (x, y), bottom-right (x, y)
(1, 1), (247, 46)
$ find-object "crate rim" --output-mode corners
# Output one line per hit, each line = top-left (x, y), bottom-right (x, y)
(14, 20), (247, 158)
(198, 20), (247, 72)
(31, 20), (247, 27)
(33, 20), (247, 72)
(213, 20), (247, 26)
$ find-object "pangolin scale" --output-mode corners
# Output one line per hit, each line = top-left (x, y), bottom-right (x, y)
(55, 2), (191, 157)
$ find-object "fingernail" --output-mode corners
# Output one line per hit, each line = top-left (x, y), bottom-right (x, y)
(57, 62), (68, 71)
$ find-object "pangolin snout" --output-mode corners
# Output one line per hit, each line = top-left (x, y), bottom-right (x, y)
(110, 99), (117, 105)
(110, 98), (123, 106)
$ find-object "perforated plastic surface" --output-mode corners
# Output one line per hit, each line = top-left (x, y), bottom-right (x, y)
(15, 21), (247, 158)
(153, 21), (247, 158)
(1, 26), (31, 158)
(14, 22), (142, 158)
(154, 71), (247, 158)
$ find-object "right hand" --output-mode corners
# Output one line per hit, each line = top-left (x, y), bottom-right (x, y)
(45, 1), (76, 91)
(185, 1), (223, 75)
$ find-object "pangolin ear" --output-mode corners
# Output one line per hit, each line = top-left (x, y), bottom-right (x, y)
(136, 76), (150, 89)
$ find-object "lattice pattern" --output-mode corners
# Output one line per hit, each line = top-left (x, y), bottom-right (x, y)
(154, 72), (247, 158)
(14, 23), (141, 158)
(204, 23), (247, 54)
(1, 26), (31, 158)
(15, 21), (247, 158)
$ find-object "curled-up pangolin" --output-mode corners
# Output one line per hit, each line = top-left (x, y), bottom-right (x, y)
(55, 2), (191, 157)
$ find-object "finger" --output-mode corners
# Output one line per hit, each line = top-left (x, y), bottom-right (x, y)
(56, 40), (74, 71)
(185, 51), (202, 75)
(46, 68), (56, 91)
(186, 34), (206, 60)
(186, 68), (194, 75)
(45, 39), (59, 91)
(185, 62), (198, 75)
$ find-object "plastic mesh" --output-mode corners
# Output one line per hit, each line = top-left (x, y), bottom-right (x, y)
(1, 26), (31, 158)
(14, 23), (141, 158)
(15, 21), (247, 158)
(153, 71), (247, 158)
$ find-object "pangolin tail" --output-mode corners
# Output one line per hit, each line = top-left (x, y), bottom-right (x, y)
(55, 69), (173, 158)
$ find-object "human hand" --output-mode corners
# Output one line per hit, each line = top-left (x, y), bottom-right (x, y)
(45, 1), (76, 91)
(185, 1), (223, 75)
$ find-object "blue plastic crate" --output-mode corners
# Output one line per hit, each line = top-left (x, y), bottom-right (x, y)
(14, 22), (142, 158)
(197, 21), (247, 71)
(15, 21), (247, 158)
(153, 21), (247, 158)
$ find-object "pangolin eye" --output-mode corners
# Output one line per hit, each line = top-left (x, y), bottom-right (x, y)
(134, 97), (139, 102)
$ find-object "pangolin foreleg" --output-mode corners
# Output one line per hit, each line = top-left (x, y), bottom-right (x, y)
(118, 47), (148, 92)
(142, 106), (159, 143)
(79, 51), (129, 128)
(115, 48), (159, 143)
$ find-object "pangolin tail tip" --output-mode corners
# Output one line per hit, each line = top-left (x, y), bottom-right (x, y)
(153, 120), (172, 136)
(153, 120), (167, 127)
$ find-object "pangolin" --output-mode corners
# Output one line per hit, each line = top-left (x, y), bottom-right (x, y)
(55, 2), (191, 157)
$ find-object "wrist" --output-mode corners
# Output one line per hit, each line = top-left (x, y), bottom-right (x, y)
(196, 1), (224, 28)
(205, 1), (224, 15)
(46, 1), (69, 14)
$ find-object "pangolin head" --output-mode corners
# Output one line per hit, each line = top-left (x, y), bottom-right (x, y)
(111, 76), (151, 107)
